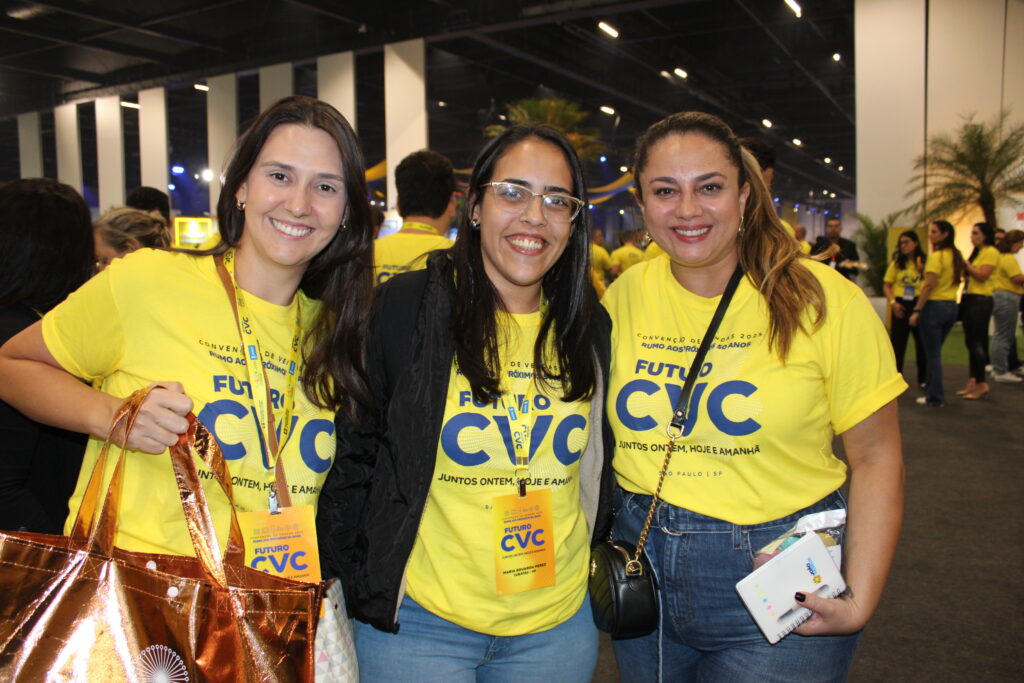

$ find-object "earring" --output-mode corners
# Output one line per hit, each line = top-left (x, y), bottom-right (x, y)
(235, 200), (245, 211)
(470, 218), (480, 229)
(737, 215), (744, 236)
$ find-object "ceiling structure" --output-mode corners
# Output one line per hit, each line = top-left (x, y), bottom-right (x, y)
(0, 0), (855, 211)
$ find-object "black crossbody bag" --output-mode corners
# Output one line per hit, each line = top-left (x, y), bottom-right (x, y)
(588, 265), (745, 639)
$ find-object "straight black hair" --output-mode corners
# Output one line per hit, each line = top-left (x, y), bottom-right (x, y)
(894, 230), (925, 270)
(395, 149), (456, 219)
(439, 123), (597, 403)
(932, 220), (966, 284)
(967, 221), (996, 263)
(0, 178), (94, 311)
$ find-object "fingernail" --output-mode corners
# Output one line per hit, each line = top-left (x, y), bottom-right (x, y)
(795, 592), (806, 602)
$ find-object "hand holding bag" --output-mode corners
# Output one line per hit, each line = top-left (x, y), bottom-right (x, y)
(0, 388), (323, 681)
(589, 266), (744, 639)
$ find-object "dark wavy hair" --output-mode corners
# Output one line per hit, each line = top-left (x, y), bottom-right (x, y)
(894, 229), (925, 270)
(439, 123), (598, 403)
(209, 95), (374, 416)
(0, 178), (94, 311)
(931, 220), (966, 284)
(633, 111), (825, 360)
(968, 221), (996, 263)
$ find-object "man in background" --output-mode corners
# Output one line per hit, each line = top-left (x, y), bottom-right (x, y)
(812, 216), (861, 280)
(374, 149), (456, 284)
(610, 229), (645, 278)
(794, 224), (812, 255)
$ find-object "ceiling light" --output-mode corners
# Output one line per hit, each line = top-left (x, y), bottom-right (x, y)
(785, 0), (802, 18)
(167, 183), (175, 191)
(823, 157), (832, 164)
(599, 155), (607, 163)
(193, 83), (209, 92)
(823, 188), (829, 194)
(659, 70), (672, 79)
(673, 67), (688, 79)
(437, 100), (447, 107)
(171, 165), (185, 175)
(201, 169), (213, 182)
(620, 165), (628, 173)
(761, 118), (773, 128)
(837, 165), (844, 171)
(832, 53), (841, 62)
(830, 192), (837, 198)
(600, 105), (616, 115)
(598, 21), (618, 38)
(120, 101), (140, 110)
(619, 209), (625, 215)
(498, 114), (507, 121)
(792, 138), (802, 146)
(588, 204), (594, 210)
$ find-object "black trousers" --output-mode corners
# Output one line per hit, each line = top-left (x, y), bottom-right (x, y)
(960, 293), (993, 382)
(890, 298), (926, 385)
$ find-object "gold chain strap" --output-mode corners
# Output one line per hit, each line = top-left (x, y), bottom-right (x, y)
(624, 431), (680, 576)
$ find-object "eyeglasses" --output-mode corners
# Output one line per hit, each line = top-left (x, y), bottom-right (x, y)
(482, 182), (584, 222)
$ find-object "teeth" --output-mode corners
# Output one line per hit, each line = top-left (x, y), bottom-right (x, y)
(674, 226), (710, 237)
(508, 236), (544, 251)
(271, 218), (312, 237)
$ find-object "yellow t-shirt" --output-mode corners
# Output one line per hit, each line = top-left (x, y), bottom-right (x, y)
(591, 243), (612, 297)
(43, 249), (336, 556)
(992, 253), (1024, 295)
(374, 221), (453, 284)
(965, 245), (1001, 296)
(603, 258), (905, 524)
(611, 244), (645, 273)
(883, 259), (923, 300)
(405, 313), (591, 635)
(780, 218), (796, 238)
(924, 249), (961, 301)
(644, 241), (667, 261)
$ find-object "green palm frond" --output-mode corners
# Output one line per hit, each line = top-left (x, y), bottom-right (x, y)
(486, 97), (605, 161)
(853, 210), (905, 296)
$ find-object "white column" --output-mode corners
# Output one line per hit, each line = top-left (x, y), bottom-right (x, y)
(17, 112), (43, 178)
(95, 95), (125, 210)
(54, 102), (82, 191)
(259, 63), (293, 112)
(854, 0), (926, 221)
(317, 51), (356, 132)
(384, 38), (428, 209)
(207, 73), (238, 218)
(138, 87), (169, 196)
(1000, 0), (1024, 230)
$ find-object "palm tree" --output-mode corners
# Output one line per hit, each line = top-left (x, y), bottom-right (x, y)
(852, 211), (905, 296)
(906, 110), (1024, 227)
(485, 97), (605, 161)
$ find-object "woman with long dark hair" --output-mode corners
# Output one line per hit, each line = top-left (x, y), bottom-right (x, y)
(0, 179), (93, 534)
(605, 111), (904, 680)
(0, 95), (374, 558)
(909, 220), (966, 406)
(318, 124), (614, 682)
(956, 222), (999, 398)
(883, 230), (927, 387)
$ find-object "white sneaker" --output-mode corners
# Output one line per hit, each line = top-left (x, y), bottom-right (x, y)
(991, 371), (1023, 383)
(1013, 368), (1024, 377)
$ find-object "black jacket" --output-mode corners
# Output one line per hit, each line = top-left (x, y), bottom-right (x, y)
(317, 259), (616, 633)
(811, 236), (861, 280)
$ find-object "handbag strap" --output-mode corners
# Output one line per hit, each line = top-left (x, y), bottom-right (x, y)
(625, 264), (745, 575)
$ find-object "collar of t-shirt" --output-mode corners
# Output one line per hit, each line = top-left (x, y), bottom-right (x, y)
(400, 220), (446, 237)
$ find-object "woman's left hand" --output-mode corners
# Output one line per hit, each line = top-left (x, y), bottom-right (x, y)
(792, 591), (867, 636)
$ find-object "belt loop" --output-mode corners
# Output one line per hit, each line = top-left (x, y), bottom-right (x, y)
(732, 523), (743, 549)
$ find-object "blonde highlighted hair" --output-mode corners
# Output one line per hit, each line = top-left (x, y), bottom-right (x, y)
(633, 111), (826, 359)
(94, 207), (170, 253)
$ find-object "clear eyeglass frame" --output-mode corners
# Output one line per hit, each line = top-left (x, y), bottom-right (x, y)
(482, 181), (584, 222)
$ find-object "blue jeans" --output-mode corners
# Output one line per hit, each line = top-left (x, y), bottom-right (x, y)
(612, 488), (859, 683)
(354, 594), (597, 682)
(991, 290), (1021, 374)
(918, 300), (958, 405)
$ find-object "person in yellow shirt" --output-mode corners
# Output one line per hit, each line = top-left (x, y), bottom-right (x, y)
(990, 229), (1024, 382)
(319, 124), (614, 682)
(606, 111), (904, 680)
(956, 222), (1000, 398)
(374, 149), (456, 284)
(609, 229), (645, 276)
(910, 220), (966, 406)
(590, 228), (612, 296)
(0, 95), (375, 559)
(883, 230), (927, 386)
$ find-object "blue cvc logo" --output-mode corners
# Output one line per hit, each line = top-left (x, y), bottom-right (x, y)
(441, 391), (586, 467)
(616, 360), (762, 436)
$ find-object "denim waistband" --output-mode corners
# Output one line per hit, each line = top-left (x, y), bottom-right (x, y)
(621, 488), (846, 534)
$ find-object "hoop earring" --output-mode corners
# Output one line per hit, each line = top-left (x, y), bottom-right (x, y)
(235, 200), (245, 211)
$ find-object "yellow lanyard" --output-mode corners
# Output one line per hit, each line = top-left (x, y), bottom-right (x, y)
(399, 220), (445, 236)
(215, 249), (303, 513)
(501, 383), (537, 498)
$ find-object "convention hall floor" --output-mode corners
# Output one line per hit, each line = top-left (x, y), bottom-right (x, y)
(592, 359), (1024, 682)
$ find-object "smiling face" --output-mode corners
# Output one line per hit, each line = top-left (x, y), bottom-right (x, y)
(637, 132), (749, 289)
(234, 123), (346, 299)
(470, 137), (576, 313)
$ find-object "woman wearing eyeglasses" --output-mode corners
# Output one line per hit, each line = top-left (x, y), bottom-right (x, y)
(883, 230), (927, 387)
(318, 124), (614, 682)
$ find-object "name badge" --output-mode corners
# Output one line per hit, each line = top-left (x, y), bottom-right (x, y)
(902, 285), (915, 301)
(492, 488), (556, 596)
(237, 504), (321, 583)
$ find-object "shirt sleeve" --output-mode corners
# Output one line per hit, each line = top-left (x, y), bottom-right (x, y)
(41, 264), (127, 382)
(825, 286), (907, 434)
(978, 247), (1000, 268)
(1002, 253), (1022, 278)
(883, 261), (897, 284)
(924, 251), (943, 277)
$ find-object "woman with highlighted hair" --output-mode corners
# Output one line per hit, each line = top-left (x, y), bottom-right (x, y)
(93, 206), (171, 272)
(603, 111), (905, 680)
(318, 124), (614, 682)
(0, 96), (373, 569)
